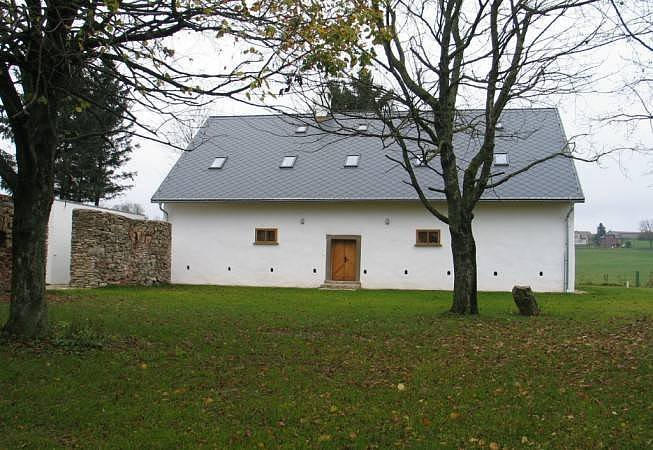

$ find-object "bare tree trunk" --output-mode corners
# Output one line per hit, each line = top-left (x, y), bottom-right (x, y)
(2, 96), (57, 338)
(449, 221), (479, 315)
(3, 180), (53, 338)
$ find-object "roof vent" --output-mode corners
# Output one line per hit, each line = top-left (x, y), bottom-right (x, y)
(209, 156), (227, 169)
(295, 125), (307, 134)
(280, 156), (297, 168)
(345, 155), (360, 167)
(494, 153), (509, 166)
(357, 124), (368, 132)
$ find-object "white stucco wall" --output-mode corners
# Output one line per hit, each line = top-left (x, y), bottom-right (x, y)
(46, 200), (144, 285)
(165, 201), (576, 292)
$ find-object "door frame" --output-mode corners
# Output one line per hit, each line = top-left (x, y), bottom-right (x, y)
(325, 234), (361, 283)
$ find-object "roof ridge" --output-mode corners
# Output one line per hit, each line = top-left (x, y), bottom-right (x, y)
(206, 107), (559, 119)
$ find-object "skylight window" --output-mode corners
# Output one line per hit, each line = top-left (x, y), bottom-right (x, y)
(210, 156), (227, 169)
(413, 155), (427, 167)
(280, 155), (297, 168)
(295, 125), (307, 134)
(494, 153), (509, 166)
(345, 155), (360, 167)
(357, 124), (368, 132)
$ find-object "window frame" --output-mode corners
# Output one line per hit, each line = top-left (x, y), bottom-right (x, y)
(254, 228), (279, 245)
(415, 229), (442, 247)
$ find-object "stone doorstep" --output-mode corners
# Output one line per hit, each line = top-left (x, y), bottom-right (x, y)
(46, 284), (79, 290)
(319, 281), (361, 290)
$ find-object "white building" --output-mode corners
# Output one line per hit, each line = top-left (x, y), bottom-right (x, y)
(153, 110), (583, 292)
(46, 200), (144, 285)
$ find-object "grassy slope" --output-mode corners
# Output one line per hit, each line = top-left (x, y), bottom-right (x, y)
(1, 285), (652, 449)
(576, 247), (653, 286)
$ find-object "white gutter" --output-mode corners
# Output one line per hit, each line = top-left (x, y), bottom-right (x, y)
(563, 204), (574, 292)
(158, 202), (169, 221)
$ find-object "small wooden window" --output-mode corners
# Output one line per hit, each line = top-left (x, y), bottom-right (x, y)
(255, 228), (278, 245)
(416, 229), (441, 247)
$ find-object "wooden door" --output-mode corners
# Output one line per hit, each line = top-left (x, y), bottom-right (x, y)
(331, 239), (357, 281)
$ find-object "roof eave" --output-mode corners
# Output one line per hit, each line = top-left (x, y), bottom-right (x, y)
(151, 196), (585, 204)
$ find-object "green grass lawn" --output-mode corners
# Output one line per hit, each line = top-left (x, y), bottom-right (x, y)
(1, 285), (652, 449)
(576, 246), (653, 286)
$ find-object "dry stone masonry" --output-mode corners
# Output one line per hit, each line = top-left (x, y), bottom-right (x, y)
(70, 209), (171, 287)
(0, 194), (12, 292)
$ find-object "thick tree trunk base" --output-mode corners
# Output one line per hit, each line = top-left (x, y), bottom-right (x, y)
(3, 180), (54, 339)
(2, 304), (48, 339)
(512, 286), (540, 316)
(449, 224), (479, 315)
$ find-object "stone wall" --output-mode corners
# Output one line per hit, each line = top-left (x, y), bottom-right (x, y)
(70, 209), (171, 287)
(0, 194), (12, 292)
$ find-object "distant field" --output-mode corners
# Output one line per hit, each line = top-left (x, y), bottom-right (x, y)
(576, 246), (653, 286)
(625, 239), (653, 249)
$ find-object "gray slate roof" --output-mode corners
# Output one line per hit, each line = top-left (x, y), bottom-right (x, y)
(152, 108), (584, 203)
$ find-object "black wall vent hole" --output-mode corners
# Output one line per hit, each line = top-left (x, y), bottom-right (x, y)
(447, 270), (451, 276)
(312, 268), (317, 274)
(270, 268), (274, 273)
(404, 269), (408, 275)
(363, 269), (367, 275)
(493, 271), (498, 276)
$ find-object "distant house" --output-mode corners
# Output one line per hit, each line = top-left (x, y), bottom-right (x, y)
(598, 233), (620, 248)
(611, 231), (640, 243)
(152, 109), (584, 293)
(574, 231), (592, 247)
